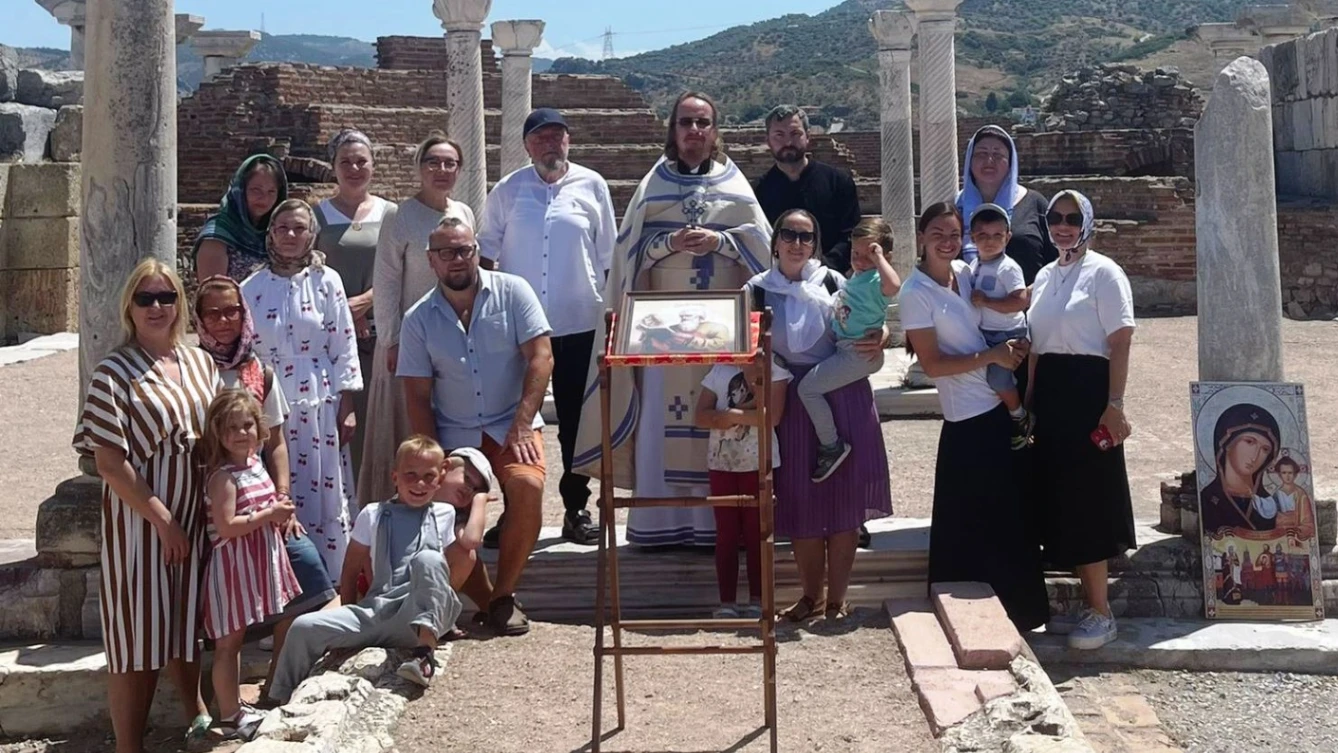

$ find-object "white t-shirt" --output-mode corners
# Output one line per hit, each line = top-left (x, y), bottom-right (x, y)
(351, 501), (457, 550)
(700, 359), (792, 472)
(898, 262), (1002, 423)
(220, 362), (289, 430)
(970, 254), (1027, 332)
(1028, 251), (1135, 358)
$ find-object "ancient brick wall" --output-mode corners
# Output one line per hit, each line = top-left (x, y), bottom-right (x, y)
(1261, 28), (1338, 201)
(1277, 200), (1338, 318)
(376, 36), (496, 72)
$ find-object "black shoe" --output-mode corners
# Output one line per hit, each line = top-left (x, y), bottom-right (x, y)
(811, 441), (852, 483)
(562, 509), (600, 545)
(857, 524), (871, 549)
(483, 513), (505, 550)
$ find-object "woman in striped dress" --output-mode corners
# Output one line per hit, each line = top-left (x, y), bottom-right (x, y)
(74, 259), (219, 751)
(201, 389), (301, 739)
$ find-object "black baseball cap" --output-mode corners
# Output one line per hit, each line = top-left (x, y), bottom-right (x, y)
(523, 108), (568, 139)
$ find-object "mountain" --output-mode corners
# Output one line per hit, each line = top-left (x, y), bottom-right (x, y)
(15, 33), (554, 92)
(550, 0), (1260, 128)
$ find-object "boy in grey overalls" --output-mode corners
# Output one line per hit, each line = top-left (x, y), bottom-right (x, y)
(268, 437), (494, 701)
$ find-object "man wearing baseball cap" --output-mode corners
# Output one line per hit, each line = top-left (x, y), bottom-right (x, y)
(477, 108), (617, 546)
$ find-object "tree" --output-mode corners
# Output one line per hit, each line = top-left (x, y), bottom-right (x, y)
(985, 92), (1000, 112)
(1006, 90), (1031, 109)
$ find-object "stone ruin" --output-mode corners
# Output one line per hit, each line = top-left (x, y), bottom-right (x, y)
(1040, 63), (1206, 132)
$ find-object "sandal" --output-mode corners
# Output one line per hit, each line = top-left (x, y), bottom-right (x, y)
(184, 713), (213, 743)
(824, 601), (852, 621)
(780, 595), (822, 622)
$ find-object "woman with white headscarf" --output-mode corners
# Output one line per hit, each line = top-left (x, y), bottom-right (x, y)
(1026, 189), (1136, 651)
(957, 125), (1057, 283)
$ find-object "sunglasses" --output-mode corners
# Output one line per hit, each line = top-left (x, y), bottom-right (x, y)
(676, 117), (714, 130)
(132, 291), (179, 308)
(428, 243), (478, 261)
(776, 228), (816, 246)
(1046, 211), (1085, 228)
(200, 304), (244, 324)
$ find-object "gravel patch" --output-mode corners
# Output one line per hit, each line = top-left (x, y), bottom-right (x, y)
(1135, 669), (1338, 753)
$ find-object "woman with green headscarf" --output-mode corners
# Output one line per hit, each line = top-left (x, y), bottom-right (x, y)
(194, 154), (290, 282)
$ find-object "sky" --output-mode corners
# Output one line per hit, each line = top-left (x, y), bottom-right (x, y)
(3, 0), (843, 59)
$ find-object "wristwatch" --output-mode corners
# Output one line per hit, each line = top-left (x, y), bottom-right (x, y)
(1108, 398), (1125, 410)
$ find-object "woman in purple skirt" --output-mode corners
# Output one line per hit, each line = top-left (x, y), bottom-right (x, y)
(746, 209), (893, 622)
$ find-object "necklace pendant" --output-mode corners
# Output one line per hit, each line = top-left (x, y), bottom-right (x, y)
(351, 221), (362, 231)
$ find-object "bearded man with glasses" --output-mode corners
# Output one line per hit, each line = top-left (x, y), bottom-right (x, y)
(570, 91), (773, 549)
(396, 216), (554, 637)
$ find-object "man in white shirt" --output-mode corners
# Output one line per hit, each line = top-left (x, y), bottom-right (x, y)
(478, 108), (617, 545)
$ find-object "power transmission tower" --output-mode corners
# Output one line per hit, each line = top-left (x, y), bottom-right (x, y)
(602, 27), (615, 60)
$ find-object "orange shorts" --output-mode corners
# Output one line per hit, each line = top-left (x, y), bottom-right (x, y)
(480, 429), (547, 489)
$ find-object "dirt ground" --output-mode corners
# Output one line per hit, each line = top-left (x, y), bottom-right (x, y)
(394, 610), (937, 753)
(5, 317), (1336, 540)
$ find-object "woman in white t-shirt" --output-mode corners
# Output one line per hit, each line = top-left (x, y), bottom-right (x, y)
(899, 202), (1048, 632)
(1026, 189), (1136, 651)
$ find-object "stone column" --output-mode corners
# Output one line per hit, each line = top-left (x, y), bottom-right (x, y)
(906, 0), (963, 207)
(492, 19), (545, 176)
(435, 0), (492, 215)
(1195, 57), (1285, 382)
(36, 0), (86, 69)
(190, 30), (262, 80)
(175, 14), (205, 46)
(869, 10), (917, 282)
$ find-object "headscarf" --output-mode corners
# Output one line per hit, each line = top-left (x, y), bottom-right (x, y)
(328, 129), (373, 162)
(191, 154), (289, 271)
(750, 258), (835, 354)
(267, 199), (326, 275)
(1046, 189), (1096, 264)
(193, 275), (265, 397)
(957, 125), (1024, 263)
(1213, 402), (1282, 498)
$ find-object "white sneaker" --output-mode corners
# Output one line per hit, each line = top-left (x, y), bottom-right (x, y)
(1045, 610), (1090, 636)
(712, 604), (740, 619)
(259, 635), (274, 651)
(1067, 610), (1117, 650)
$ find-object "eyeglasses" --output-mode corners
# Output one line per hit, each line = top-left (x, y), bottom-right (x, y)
(1045, 211), (1085, 228)
(272, 223), (312, 236)
(677, 117), (714, 130)
(200, 305), (243, 324)
(776, 228), (816, 246)
(422, 158), (461, 172)
(428, 243), (478, 261)
(132, 291), (179, 308)
(973, 151), (1009, 164)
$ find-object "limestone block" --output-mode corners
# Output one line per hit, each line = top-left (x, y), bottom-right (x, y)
(0, 163), (9, 214)
(16, 69), (84, 108)
(1259, 46), (1277, 99)
(0, 45), (16, 102)
(1319, 498), (1336, 547)
(1275, 150), (1304, 194)
(34, 477), (102, 563)
(5, 162), (80, 217)
(0, 567), (61, 639)
(1296, 40), (1310, 101)
(1306, 31), (1332, 97)
(4, 267), (78, 338)
(1293, 99), (1314, 150)
(1273, 42), (1300, 101)
(2, 216), (79, 269)
(1274, 104), (1293, 150)
(0, 103), (57, 163)
(49, 104), (82, 162)
(1311, 97), (1328, 152)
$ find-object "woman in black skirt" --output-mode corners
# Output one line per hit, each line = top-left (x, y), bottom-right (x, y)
(1026, 189), (1137, 650)
(900, 202), (1048, 632)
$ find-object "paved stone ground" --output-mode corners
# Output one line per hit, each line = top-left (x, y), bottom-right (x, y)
(1053, 667), (1338, 753)
(3, 316), (1336, 539)
(393, 612), (938, 753)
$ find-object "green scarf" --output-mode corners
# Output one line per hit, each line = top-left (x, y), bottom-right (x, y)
(191, 154), (289, 276)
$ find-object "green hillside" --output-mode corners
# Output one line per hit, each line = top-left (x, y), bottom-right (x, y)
(550, 0), (1259, 128)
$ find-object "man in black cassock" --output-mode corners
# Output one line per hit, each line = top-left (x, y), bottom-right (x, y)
(752, 104), (862, 275)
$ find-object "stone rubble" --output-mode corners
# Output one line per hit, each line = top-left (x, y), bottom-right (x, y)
(240, 645), (448, 753)
(0, 45), (18, 102)
(1042, 64), (1205, 132)
(15, 70), (84, 109)
(940, 657), (1094, 753)
(0, 103), (57, 163)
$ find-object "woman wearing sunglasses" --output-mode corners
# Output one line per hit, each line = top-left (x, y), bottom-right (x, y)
(74, 259), (220, 749)
(749, 208), (893, 622)
(242, 199), (364, 581)
(1026, 189), (1136, 650)
(362, 133), (475, 504)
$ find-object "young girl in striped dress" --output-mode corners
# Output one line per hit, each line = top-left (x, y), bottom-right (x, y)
(202, 389), (301, 739)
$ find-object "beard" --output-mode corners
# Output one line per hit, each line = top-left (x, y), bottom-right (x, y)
(537, 153), (568, 174)
(774, 146), (804, 164)
(442, 267), (478, 292)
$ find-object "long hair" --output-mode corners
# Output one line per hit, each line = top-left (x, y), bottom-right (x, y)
(663, 91), (725, 163)
(202, 388), (269, 471)
(118, 258), (189, 348)
(770, 208), (822, 259)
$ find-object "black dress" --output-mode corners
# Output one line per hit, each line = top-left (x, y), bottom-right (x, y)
(1006, 189), (1058, 285)
(930, 405), (1049, 631)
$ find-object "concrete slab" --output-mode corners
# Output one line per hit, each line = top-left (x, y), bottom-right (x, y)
(1028, 617), (1338, 673)
(0, 331), (77, 366)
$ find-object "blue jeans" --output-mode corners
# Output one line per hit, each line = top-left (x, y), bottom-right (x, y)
(982, 327), (1029, 395)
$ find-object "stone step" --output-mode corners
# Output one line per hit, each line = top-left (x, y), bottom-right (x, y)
(931, 582), (1026, 671)
(0, 642), (272, 737)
